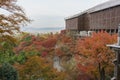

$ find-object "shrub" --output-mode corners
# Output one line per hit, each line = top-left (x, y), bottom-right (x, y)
(0, 63), (18, 80)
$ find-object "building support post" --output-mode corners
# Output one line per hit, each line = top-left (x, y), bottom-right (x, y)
(107, 25), (120, 80)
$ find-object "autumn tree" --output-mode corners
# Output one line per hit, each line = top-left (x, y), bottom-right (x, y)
(14, 56), (66, 80)
(0, 0), (30, 63)
(0, 0), (30, 35)
(75, 31), (117, 79)
(0, 0), (30, 47)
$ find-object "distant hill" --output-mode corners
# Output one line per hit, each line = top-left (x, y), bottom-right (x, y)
(21, 27), (65, 33)
(26, 27), (64, 31)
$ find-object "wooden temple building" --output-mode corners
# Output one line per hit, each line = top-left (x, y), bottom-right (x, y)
(65, 0), (120, 35)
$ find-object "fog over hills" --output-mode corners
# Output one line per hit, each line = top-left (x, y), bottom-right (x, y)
(21, 27), (64, 33)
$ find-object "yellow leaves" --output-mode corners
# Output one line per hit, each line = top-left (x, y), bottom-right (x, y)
(0, 0), (30, 53)
(0, 0), (30, 37)
(15, 56), (50, 79)
(14, 55), (66, 80)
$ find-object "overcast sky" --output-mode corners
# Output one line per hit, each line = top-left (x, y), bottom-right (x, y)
(18, 0), (109, 29)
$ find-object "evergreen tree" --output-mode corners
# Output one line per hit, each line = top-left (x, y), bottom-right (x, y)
(0, 63), (18, 80)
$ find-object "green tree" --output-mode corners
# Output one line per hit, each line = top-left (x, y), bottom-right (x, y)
(0, 63), (18, 80)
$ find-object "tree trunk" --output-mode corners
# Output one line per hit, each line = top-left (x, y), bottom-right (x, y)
(99, 63), (105, 80)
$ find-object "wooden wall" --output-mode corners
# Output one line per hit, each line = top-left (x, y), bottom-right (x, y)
(66, 5), (120, 33)
(89, 6), (120, 31)
(66, 17), (78, 30)
(78, 13), (89, 31)
(66, 13), (90, 31)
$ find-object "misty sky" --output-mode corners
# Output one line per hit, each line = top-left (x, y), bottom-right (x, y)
(18, 0), (109, 29)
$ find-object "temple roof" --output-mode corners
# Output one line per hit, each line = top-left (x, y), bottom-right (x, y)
(65, 0), (120, 20)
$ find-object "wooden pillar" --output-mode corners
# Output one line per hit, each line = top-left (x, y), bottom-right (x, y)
(107, 25), (120, 80)
(111, 25), (120, 80)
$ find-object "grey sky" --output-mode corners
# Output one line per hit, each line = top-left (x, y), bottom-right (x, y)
(18, 0), (109, 28)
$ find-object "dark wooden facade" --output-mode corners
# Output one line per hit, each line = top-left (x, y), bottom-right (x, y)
(79, 13), (89, 31)
(66, 17), (78, 31)
(66, 13), (89, 32)
(65, 0), (120, 33)
(89, 5), (120, 33)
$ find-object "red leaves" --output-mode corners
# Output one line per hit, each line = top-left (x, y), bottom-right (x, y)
(41, 38), (57, 48)
(14, 34), (57, 57)
(77, 74), (93, 80)
(41, 51), (48, 57)
(55, 48), (64, 56)
(75, 31), (117, 78)
(77, 63), (87, 72)
(60, 30), (66, 34)
(33, 41), (42, 45)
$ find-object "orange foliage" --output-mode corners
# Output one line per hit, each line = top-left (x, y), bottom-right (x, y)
(41, 38), (57, 48)
(60, 30), (66, 34)
(0, 0), (30, 44)
(75, 31), (117, 78)
(14, 34), (57, 57)
(55, 48), (65, 56)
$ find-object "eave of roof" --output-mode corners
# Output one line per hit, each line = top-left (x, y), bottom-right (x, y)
(65, 0), (120, 20)
(65, 11), (87, 20)
(87, 0), (120, 13)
